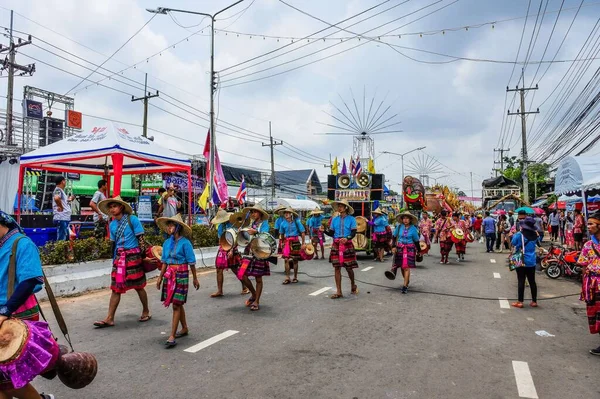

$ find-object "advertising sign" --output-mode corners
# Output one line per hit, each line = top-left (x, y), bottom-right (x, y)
(335, 189), (371, 201)
(163, 173), (204, 192)
(66, 173), (80, 181)
(24, 100), (43, 120)
(66, 110), (83, 129)
(141, 181), (164, 195)
(137, 195), (154, 222)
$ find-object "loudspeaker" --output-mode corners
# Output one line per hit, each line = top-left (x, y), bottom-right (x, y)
(370, 174), (384, 201)
(327, 175), (336, 200)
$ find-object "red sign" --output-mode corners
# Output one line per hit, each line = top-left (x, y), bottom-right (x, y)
(66, 110), (82, 129)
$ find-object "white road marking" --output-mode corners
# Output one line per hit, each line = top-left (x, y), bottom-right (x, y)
(184, 330), (239, 353)
(309, 287), (332, 296)
(535, 330), (555, 337)
(361, 266), (374, 272)
(493, 272), (501, 279)
(499, 298), (510, 309)
(512, 361), (539, 398)
(490, 259), (497, 264)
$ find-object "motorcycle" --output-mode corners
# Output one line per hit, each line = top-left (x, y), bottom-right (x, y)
(539, 243), (562, 269)
(545, 247), (582, 279)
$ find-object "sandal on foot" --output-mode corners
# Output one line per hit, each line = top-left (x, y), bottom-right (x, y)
(292, 278), (298, 283)
(351, 285), (359, 295)
(245, 298), (256, 307)
(330, 293), (344, 299)
(175, 331), (189, 338)
(138, 315), (152, 322)
(165, 340), (177, 348)
(93, 321), (114, 328)
(240, 288), (250, 295)
(250, 304), (260, 311)
(282, 279), (291, 285)
(210, 292), (224, 298)
(511, 302), (524, 308)
(530, 301), (538, 308)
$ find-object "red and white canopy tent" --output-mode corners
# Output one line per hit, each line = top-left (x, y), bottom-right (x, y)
(17, 123), (193, 222)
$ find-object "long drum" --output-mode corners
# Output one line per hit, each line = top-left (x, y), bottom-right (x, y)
(249, 233), (277, 260)
(355, 216), (368, 233)
(219, 228), (238, 251)
(352, 233), (368, 249)
(237, 227), (254, 247)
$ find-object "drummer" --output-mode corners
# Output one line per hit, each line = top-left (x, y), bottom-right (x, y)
(240, 205), (271, 311)
(273, 205), (287, 256)
(306, 208), (325, 259)
(279, 208), (307, 284)
(93, 196), (151, 328)
(370, 208), (389, 262)
(324, 199), (359, 299)
(0, 211), (55, 399)
(156, 214), (199, 348)
(210, 209), (249, 298)
(452, 212), (469, 262)
(434, 209), (453, 264)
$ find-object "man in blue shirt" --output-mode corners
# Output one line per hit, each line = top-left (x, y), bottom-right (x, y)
(279, 208), (306, 284)
(325, 199), (358, 299)
(307, 208), (325, 259)
(482, 211), (497, 253)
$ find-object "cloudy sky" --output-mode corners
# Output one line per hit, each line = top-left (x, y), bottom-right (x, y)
(1, 0), (598, 197)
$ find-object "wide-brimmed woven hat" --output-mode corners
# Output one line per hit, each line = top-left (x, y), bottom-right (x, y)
(309, 207), (324, 216)
(157, 214), (192, 237)
(211, 208), (232, 225)
(273, 205), (287, 214)
(282, 207), (299, 218)
(372, 208), (384, 215)
(98, 195), (132, 215)
(242, 204), (269, 221)
(331, 199), (354, 215)
(396, 211), (418, 225)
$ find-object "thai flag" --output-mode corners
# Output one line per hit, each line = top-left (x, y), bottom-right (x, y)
(350, 157), (356, 176)
(355, 157), (362, 175)
(236, 175), (247, 206)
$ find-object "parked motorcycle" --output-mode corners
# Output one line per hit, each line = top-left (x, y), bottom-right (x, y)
(545, 247), (582, 279)
(539, 243), (562, 270)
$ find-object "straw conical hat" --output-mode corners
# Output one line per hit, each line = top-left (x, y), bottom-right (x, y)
(282, 207), (299, 218)
(98, 195), (132, 215)
(331, 199), (354, 215)
(156, 214), (192, 237)
(241, 204), (269, 221)
(211, 209), (232, 225)
(372, 208), (384, 215)
(396, 211), (418, 225)
(309, 208), (324, 216)
(273, 205), (287, 214)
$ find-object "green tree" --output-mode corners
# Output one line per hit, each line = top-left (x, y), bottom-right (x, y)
(502, 157), (550, 203)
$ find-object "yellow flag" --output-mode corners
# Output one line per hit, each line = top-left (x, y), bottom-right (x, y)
(332, 157), (339, 175)
(367, 158), (376, 174)
(198, 184), (210, 210)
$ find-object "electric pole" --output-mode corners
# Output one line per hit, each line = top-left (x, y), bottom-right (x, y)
(493, 147), (510, 176)
(131, 73), (159, 138)
(262, 121), (283, 200)
(507, 84), (539, 203)
(1, 10), (34, 146)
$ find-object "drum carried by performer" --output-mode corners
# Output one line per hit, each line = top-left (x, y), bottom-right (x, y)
(386, 212), (422, 294)
(434, 209), (454, 264)
(370, 208), (390, 262)
(306, 208), (325, 259)
(451, 212), (469, 262)
(279, 208), (307, 285)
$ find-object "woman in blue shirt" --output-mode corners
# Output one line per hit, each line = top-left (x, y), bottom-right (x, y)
(370, 208), (389, 262)
(273, 205), (286, 255)
(279, 208), (307, 284)
(156, 214), (199, 348)
(388, 212), (421, 294)
(240, 205), (271, 311)
(511, 217), (540, 308)
(94, 196), (151, 328)
(307, 208), (325, 259)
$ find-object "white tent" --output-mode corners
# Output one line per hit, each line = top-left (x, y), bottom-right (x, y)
(554, 155), (600, 195)
(259, 198), (320, 211)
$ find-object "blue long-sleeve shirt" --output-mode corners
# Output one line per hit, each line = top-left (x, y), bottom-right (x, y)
(279, 218), (305, 237)
(329, 215), (357, 239)
(372, 215), (389, 233)
(393, 225), (420, 244)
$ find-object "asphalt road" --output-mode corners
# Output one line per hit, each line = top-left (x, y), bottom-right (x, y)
(33, 241), (600, 399)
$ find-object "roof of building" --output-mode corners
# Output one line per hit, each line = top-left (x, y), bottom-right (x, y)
(266, 169), (322, 193)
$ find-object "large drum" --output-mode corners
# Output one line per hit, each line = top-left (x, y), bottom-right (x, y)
(355, 217), (368, 233)
(219, 228), (238, 251)
(249, 233), (277, 260)
(451, 228), (465, 243)
(0, 319), (59, 390)
(237, 228), (254, 247)
(301, 243), (315, 261)
(352, 233), (368, 249)
(142, 246), (162, 273)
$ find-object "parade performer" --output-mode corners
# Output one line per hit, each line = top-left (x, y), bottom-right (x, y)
(210, 209), (249, 298)
(418, 212), (433, 251)
(370, 208), (389, 262)
(0, 212), (56, 399)
(307, 208), (325, 259)
(93, 196), (151, 328)
(434, 209), (453, 264)
(156, 214), (199, 348)
(240, 205), (271, 311)
(324, 199), (359, 299)
(391, 212), (421, 294)
(273, 205), (286, 256)
(452, 212), (468, 262)
(279, 208), (307, 284)
(577, 211), (600, 355)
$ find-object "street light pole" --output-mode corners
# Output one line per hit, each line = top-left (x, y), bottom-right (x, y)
(382, 146), (426, 208)
(147, 1), (244, 211)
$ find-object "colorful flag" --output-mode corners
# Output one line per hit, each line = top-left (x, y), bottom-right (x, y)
(203, 130), (229, 205)
(367, 158), (376, 174)
(198, 183), (210, 210)
(350, 156), (356, 176)
(331, 157), (339, 176)
(355, 156), (363, 175)
(236, 175), (247, 206)
(341, 158), (347, 175)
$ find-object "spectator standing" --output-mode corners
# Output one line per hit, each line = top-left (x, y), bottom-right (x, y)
(510, 217), (540, 309)
(90, 179), (108, 239)
(482, 212), (496, 253)
(158, 187), (181, 218)
(52, 176), (73, 241)
(549, 210), (560, 242)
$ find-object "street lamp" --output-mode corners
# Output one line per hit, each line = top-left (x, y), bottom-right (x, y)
(381, 146), (426, 206)
(147, 1), (244, 210)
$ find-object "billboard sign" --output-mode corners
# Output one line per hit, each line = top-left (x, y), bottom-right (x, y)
(66, 110), (82, 129)
(24, 100), (43, 120)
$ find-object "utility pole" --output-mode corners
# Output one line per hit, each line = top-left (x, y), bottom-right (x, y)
(262, 121), (283, 200)
(324, 153), (333, 170)
(1, 10), (34, 146)
(493, 147), (510, 176)
(131, 73), (159, 138)
(507, 84), (539, 203)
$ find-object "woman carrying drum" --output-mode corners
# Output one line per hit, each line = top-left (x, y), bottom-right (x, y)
(210, 209), (249, 298)
(390, 212), (421, 294)
(451, 212), (469, 262)
(279, 208), (307, 284)
(306, 208), (325, 260)
(0, 211), (56, 399)
(240, 205), (271, 311)
(273, 205), (286, 256)
(370, 208), (389, 262)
